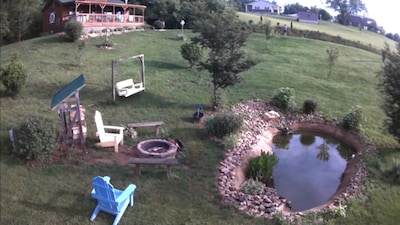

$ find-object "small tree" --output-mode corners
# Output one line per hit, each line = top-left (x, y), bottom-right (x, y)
(64, 21), (83, 42)
(377, 42), (400, 142)
(326, 47), (339, 81)
(1, 55), (27, 96)
(193, 10), (258, 110)
(264, 19), (272, 50)
(180, 43), (202, 69)
(76, 41), (86, 70)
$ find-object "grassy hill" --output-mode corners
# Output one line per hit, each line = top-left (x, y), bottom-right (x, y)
(0, 29), (399, 225)
(237, 12), (397, 51)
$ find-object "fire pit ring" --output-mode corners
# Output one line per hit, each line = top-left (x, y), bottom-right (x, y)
(137, 139), (177, 158)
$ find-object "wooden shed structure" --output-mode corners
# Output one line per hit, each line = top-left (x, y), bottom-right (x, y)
(51, 74), (87, 151)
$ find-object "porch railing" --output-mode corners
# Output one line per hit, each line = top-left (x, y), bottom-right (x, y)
(71, 13), (144, 25)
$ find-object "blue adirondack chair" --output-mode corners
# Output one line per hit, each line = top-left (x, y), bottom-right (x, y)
(90, 176), (137, 225)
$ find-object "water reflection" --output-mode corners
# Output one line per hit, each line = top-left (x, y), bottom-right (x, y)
(272, 132), (353, 211)
(317, 140), (330, 162)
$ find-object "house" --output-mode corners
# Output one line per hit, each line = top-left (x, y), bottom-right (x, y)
(298, 11), (319, 24)
(244, 1), (281, 14)
(42, 0), (146, 33)
(345, 14), (377, 31)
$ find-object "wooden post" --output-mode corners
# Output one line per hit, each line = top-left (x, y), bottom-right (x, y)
(112, 60), (116, 101)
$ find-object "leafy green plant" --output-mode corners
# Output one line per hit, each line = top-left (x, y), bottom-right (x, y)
(64, 21), (83, 42)
(303, 99), (318, 114)
(342, 106), (363, 130)
(1, 55), (27, 96)
(240, 179), (264, 194)
(387, 157), (400, 184)
(271, 87), (296, 111)
(204, 116), (216, 136)
(153, 20), (165, 29)
(247, 151), (278, 186)
(220, 133), (239, 150)
(13, 116), (58, 162)
(180, 43), (202, 69)
(213, 112), (243, 138)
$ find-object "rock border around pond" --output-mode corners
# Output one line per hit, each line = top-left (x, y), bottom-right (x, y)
(216, 100), (373, 221)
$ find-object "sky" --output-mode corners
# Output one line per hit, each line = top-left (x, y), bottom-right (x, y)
(277, 0), (400, 34)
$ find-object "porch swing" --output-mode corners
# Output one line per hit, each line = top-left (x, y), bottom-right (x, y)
(112, 54), (146, 99)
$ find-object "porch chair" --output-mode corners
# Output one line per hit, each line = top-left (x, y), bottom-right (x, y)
(94, 110), (124, 152)
(90, 176), (137, 225)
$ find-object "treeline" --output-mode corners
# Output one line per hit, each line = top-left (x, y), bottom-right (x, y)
(0, 0), (242, 45)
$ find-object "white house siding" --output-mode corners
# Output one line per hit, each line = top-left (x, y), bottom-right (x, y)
(245, 1), (280, 14)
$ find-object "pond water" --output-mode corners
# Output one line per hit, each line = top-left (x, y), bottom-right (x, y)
(271, 132), (354, 212)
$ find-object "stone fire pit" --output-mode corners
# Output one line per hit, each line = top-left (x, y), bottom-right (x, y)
(137, 139), (177, 158)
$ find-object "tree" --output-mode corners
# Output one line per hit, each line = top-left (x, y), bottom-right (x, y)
(5, 0), (43, 42)
(377, 42), (400, 142)
(193, 10), (258, 110)
(326, 47), (339, 81)
(326, 0), (366, 24)
(0, 8), (10, 45)
(283, 3), (306, 14)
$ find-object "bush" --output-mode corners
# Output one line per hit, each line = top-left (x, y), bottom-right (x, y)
(387, 158), (400, 184)
(204, 116), (216, 137)
(13, 116), (58, 162)
(180, 43), (202, 68)
(1, 55), (28, 96)
(153, 20), (165, 29)
(64, 21), (83, 41)
(240, 179), (265, 194)
(220, 133), (239, 150)
(213, 112), (243, 138)
(303, 99), (318, 114)
(342, 106), (363, 130)
(271, 87), (296, 111)
(247, 151), (278, 186)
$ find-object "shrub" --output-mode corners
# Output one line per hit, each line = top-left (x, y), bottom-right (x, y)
(240, 179), (264, 194)
(64, 21), (83, 41)
(387, 158), (400, 184)
(1, 55), (28, 96)
(303, 99), (318, 114)
(180, 43), (202, 68)
(204, 116), (216, 137)
(213, 112), (243, 138)
(271, 87), (296, 111)
(220, 133), (239, 150)
(342, 106), (363, 130)
(153, 20), (165, 29)
(13, 116), (58, 162)
(247, 151), (278, 186)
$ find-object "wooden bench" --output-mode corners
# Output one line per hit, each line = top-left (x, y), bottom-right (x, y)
(127, 157), (179, 178)
(127, 121), (165, 135)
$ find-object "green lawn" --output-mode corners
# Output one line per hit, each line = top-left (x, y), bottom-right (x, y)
(1, 29), (399, 224)
(237, 12), (397, 50)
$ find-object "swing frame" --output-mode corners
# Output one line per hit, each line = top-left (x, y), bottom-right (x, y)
(111, 54), (145, 101)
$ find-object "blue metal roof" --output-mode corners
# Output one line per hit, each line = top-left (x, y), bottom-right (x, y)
(51, 74), (86, 110)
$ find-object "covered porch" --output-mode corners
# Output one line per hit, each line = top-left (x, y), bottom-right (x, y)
(71, 0), (146, 30)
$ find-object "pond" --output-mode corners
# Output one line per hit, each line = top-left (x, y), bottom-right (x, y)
(272, 132), (354, 212)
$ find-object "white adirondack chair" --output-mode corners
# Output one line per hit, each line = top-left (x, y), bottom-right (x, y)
(94, 110), (124, 152)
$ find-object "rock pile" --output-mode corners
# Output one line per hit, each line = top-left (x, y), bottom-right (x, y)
(216, 100), (371, 221)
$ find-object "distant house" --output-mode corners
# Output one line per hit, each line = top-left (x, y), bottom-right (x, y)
(42, 0), (146, 33)
(298, 12), (319, 24)
(345, 14), (377, 31)
(244, 1), (281, 14)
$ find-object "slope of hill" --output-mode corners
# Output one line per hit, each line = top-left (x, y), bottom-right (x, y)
(237, 12), (397, 51)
